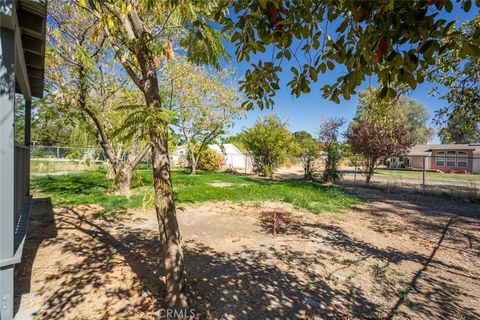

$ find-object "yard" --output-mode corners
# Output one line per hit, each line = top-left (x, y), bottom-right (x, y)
(30, 170), (360, 216)
(15, 170), (480, 319)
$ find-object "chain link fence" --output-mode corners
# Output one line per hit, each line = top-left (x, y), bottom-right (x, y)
(30, 145), (253, 174)
(336, 154), (480, 200)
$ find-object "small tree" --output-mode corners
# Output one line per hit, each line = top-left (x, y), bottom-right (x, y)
(161, 60), (243, 175)
(241, 115), (294, 178)
(293, 131), (320, 180)
(346, 120), (414, 183)
(318, 118), (345, 182)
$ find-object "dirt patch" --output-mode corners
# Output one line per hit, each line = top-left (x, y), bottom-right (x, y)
(208, 181), (234, 188)
(16, 192), (480, 319)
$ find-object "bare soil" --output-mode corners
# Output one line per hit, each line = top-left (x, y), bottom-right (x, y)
(16, 190), (480, 319)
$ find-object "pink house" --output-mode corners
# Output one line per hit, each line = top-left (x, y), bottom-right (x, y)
(401, 144), (480, 173)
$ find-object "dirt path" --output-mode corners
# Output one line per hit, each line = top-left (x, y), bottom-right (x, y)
(15, 191), (480, 319)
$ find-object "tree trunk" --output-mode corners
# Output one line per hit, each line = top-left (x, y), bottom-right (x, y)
(117, 170), (132, 198)
(188, 148), (197, 175)
(365, 157), (377, 184)
(77, 64), (145, 197)
(366, 173), (372, 184)
(150, 128), (188, 309)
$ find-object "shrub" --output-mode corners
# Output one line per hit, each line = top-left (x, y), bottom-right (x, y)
(259, 210), (292, 237)
(293, 131), (320, 180)
(318, 118), (345, 182)
(197, 148), (224, 171)
(241, 115), (295, 178)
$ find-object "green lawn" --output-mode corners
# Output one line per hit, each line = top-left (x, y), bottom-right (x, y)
(31, 170), (361, 216)
(375, 168), (480, 183)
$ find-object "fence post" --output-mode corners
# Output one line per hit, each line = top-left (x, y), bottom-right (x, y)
(422, 156), (426, 196)
(56, 146), (60, 159)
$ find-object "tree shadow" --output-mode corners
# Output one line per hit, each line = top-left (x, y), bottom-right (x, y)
(16, 191), (480, 319)
(184, 241), (381, 319)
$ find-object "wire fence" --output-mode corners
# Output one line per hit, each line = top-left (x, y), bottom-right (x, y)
(30, 145), (253, 174)
(336, 154), (480, 200)
(29, 146), (480, 199)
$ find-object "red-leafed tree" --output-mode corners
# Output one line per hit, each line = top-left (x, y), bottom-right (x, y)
(345, 120), (414, 183)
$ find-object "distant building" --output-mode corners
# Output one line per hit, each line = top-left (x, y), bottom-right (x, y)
(209, 143), (252, 169)
(389, 144), (480, 173)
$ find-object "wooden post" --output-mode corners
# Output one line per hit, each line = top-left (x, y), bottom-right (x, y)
(422, 156), (426, 196)
(244, 155), (247, 174)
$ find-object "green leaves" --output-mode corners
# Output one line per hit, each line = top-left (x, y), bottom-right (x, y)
(219, 0), (479, 108)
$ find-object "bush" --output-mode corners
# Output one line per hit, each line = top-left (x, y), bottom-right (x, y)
(241, 115), (295, 178)
(197, 148), (224, 171)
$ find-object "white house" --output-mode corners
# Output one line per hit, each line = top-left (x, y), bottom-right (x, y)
(170, 143), (252, 170)
(209, 143), (252, 170)
(170, 145), (188, 165)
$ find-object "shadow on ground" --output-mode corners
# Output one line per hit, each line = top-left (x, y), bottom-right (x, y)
(15, 190), (480, 319)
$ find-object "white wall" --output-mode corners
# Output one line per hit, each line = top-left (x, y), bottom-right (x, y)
(473, 157), (480, 173)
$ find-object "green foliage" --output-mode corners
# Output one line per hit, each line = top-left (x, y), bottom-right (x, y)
(240, 115), (295, 177)
(219, 1), (480, 108)
(439, 114), (480, 143)
(431, 15), (480, 143)
(356, 88), (434, 144)
(160, 59), (243, 174)
(31, 170), (362, 216)
(318, 118), (345, 182)
(396, 97), (434, 144)
(322, 141), (343, 182)
(194, 147), (224, 171)
(293, 131), (320, 180)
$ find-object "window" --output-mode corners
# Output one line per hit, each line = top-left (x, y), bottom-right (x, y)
(436, 152), (445, 166)
(457, 152), (468, 167)
(446, 151), (456, 166)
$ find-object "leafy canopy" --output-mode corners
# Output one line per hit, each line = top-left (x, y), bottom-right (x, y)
(355, 88), (434, 144)
(430, 15), (480, 143)
(218, 0), (480, 108)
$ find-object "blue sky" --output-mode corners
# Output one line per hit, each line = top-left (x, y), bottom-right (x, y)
(222, 5), (478, 143)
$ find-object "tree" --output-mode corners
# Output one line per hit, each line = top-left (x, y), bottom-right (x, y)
(241, 115), (294, 177)
(438, 114), (480, 143)
(47, 2), (149, 197)
(397, 98), (434, 144)
(293, 131), (320, 180)
(317, 118), (345, 182)
(219, 1), (479, 108)
(430, 15), (480, 143)
(161, 60), (242, 175)
(346, 120), (414, 183)
(356, 89), (434, 144)
(83, 0), (228, 309)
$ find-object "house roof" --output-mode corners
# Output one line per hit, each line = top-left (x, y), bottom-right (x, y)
(209, 143), (245, 156)
(171, 143), (246, 156)
(407, 144), (480, 156)
(1, 0), (47, 99)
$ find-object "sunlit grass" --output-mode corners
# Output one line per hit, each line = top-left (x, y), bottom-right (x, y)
(31, 169), (362, 215)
